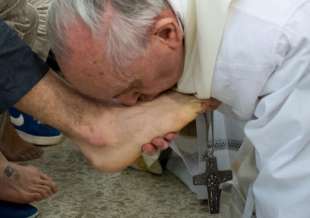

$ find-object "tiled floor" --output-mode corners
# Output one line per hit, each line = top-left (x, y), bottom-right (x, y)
(28, 140), (216, 218)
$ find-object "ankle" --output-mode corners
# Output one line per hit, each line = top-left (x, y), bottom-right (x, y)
(69, 105), (115, 147)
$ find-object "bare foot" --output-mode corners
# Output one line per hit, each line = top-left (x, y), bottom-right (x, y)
(80, 92), (206, 172)
(0, 116), (43, 161)
(0, 157), (57, 203)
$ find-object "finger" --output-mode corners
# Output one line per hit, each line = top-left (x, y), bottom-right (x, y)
(164, 133), (177, 141)
(142, 143), (158, 155)
(151, 138), (169, 150)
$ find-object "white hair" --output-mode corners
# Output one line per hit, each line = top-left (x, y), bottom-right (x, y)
(48, 0), (168, 66)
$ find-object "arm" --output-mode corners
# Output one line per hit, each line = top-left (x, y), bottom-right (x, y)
(0, 18), (114, 150)
(243, 4), (310, 218)
(14, 70), (108, 146)
(245, 78), (310, 218)
(0, 19), (48, 111)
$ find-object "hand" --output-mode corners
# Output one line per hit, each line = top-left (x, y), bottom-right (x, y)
(141, 98), (221, 155)
(142, 132), (177, 155)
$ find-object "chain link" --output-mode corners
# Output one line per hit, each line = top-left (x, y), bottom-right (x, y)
(204, 111), (215, 158)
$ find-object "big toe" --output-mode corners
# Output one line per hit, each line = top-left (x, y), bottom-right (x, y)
(22, 191), (44, 203)
(7, 191), (43, 204)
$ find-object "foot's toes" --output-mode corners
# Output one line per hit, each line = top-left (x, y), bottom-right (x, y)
(39, 185), (54, 197)
(25, 192), (44, 203)
(26, 176), (57, 201)
(30, 185), (52, 199)
(38, 174), (58, 194)
(11, 191), (42, 204)
(22, 165), (57, 193)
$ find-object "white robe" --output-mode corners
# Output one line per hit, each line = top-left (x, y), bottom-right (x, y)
(170, 0), (310, 217)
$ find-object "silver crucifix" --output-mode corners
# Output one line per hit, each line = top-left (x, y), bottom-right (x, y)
(193, 111), (233, 214)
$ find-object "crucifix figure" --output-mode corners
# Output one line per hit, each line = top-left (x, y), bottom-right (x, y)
(193, 155), (233, 214)
(193, 112), (233, 214)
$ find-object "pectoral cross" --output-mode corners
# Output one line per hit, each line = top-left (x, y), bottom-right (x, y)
(193, 112), (233, 214)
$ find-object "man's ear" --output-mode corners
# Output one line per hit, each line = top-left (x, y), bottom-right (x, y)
(153, 17), (183, 49)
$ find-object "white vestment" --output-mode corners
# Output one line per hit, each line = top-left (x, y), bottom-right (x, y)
(167, 0), (245, 204)
(169, 0), (310, 218)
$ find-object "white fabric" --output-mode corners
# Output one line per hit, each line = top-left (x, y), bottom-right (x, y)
(168, 0), (243, 203)
(171, 0), (310, 217)
(169, 0), (232, 99)
(167, 112), (244, 200)
(242, 185), (255, 218)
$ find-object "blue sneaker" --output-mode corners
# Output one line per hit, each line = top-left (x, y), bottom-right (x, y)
(0, 201), (39, 218)
(8, 108), (63, 145)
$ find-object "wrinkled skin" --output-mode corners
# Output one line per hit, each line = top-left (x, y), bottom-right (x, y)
(79, 92), (217, 172)
(52, 6), (222, 171)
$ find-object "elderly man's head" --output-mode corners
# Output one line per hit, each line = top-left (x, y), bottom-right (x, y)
(48, 0), (184, 105)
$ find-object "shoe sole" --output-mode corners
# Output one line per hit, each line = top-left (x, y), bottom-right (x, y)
(28, 211), (39, 218)
(16, 130), (64, 146)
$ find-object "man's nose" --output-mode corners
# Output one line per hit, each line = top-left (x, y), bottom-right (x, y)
(142, 94), (157, 102)
(116, 94), (140, 106)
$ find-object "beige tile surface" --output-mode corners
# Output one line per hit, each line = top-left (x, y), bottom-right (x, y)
(27, 140), (217, 218)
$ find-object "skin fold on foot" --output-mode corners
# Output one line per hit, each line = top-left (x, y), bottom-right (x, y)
(80, 92), (210, 172)
(0, 152), (57, 204)
(0, 115), (43, 161)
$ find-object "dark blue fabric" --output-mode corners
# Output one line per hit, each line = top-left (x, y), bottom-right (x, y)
(0, 201), (38, 218)
(0, 19), (49, 112)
